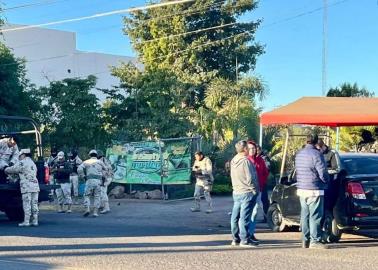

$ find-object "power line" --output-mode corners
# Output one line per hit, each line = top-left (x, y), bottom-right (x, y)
(0, 0), (195, 33)
(2, 0), (69, 12)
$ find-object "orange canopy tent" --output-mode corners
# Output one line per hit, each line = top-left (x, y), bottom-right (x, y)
(260, 97), (378, 127)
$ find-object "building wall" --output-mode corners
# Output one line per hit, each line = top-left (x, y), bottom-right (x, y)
(1, 24), (136, 100)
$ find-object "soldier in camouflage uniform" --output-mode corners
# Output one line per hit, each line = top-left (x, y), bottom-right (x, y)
(97, 150), (113, 214)
(5, 149), (40, 227)
(67, 149), (82, 204)
(52, 151), (73, 213)
(0, 137), (19, 170)
(78, 150), (107, 217)
(191, 151), (214, 213)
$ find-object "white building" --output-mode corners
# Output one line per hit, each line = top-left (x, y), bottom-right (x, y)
(1, 24), (137, 99)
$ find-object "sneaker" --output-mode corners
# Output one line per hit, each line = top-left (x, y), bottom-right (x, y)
(231, 240), (240, 246)
(18, 222), (30, 227)
(309, 242), (328, 249)
(250, 235), (260, 245)
(190, 207), (201, 212)
(100, 209), (110, 214)
(93, 212), (99, 217)
(83, 211), (90, 217)
(240, 241), (259, 248)
(31, 222), (39, 227)
(66, 209), (72, 213)
(302, 240), (310, 248)
(205, 209), (213, 214)
(58, 210), (66, 213)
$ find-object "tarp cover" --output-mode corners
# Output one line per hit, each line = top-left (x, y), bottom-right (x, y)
(260, 97), (378, 127)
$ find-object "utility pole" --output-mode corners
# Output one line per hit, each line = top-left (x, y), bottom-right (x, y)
(322, 0), (328, 96)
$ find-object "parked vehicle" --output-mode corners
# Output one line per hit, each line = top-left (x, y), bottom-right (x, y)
(267, 151), (378, 243)
(0, 115), (58, 221)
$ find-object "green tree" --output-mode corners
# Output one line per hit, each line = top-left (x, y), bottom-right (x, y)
(102, 66), (192, 141)
(35, 76), (107, 149)
(0, 43), (37, 116)
(124, 0), (263, 96)
(327, 82), (374, 97)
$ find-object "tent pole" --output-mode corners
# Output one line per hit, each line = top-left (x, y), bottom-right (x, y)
(336, 127), (340, 151)
(280, 128), (290, 179)
(259, 123), (263, 147)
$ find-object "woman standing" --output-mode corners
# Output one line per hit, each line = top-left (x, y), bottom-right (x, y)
(247, 141), (269, 244)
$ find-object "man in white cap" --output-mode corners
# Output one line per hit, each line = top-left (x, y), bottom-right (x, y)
(51, 151), (73, 213)
(78, 150), (107, 217)
(5, 149), (40, 227)
(97, 150), (113, 214)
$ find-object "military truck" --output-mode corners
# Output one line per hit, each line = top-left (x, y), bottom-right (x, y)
(0, 115), (58, 221)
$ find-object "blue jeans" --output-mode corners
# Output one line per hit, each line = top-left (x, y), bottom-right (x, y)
(300, 195), (324, 244)
(231, 192), (257, 243)
(249, 193), (261, 235)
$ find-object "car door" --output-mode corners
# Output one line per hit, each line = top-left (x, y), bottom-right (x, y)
(281, 171), (301, 222)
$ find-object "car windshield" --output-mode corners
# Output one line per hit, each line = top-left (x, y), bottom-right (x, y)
(341, 156), (378, 175)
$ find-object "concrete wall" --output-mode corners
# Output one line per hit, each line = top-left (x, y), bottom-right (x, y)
(1, 24), (136, 100)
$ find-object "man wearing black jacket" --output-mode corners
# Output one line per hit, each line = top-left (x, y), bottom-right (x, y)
(52, 151), (73, 213)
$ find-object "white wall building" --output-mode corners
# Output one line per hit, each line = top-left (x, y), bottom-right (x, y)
(1, 24), (137, 99)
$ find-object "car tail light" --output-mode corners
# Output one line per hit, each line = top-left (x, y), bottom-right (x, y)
(44, 166), (50, 184)
(355, 213), (369, 217)
(347, 182), (366, 199)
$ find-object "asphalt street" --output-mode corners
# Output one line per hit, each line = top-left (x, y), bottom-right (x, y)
(0, 197), (377, 270)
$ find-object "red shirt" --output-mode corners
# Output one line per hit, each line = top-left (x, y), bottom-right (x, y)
(247, 155), (269, 191)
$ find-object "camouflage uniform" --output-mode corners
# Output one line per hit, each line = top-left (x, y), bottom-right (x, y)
(5, 155), (40, 226)
(99, 157), (113, 213)
(52, 157), (73, 212)
(0, 138), (19, 170)
(192, 156), (214, 213)
(68, 156), (83, 198)
(78, 156), (107, 216)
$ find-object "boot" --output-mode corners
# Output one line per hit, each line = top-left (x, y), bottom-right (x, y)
(31, 215), (39, 226)
(93, 208), (99, 217)
(58, 204), (65, 213)
(83, 206), (90, 217)
(100, 202), (110, 214)
(18, 216), (30, 227)
(190, 201), (201, 212)
(66, 204), (72, 213)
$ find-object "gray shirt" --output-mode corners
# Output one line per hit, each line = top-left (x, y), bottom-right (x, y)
(230, 154), (259, 195)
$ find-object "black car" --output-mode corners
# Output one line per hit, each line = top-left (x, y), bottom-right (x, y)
(267, 152), (378, 242)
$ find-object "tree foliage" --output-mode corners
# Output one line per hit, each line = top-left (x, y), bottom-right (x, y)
(327, 82), (374, 97)
(0, 43), (37, 116)
(102, 65), (192, 141)
(34, 76), (107, 149)
(124, 0), (264, 95)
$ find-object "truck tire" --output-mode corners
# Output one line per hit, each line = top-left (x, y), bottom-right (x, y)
(267, 203), (287, 232)
(5, 206), (24, 221)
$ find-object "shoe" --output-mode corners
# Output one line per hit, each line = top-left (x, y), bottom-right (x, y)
(100, 209), (110, 214)
(18, 222), (30, 227)
(190, 207), (201, 212)
(231, 240), (240, 246)
(83, 210), (90, 217)
(93, 208), (99, 217)
(205, 209), (213, 214)
(31, 215), (38, 226)
(66, 209), (72, 213)
(250, 235), (260, 245)
(58, 205), (65, 213)
(302, 240), (310, 248)
(309, 242), (328, 249)
(66, 204), (72, 213)
(240, 241), (259, 248)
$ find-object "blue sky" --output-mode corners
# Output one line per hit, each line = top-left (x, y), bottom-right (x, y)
(2, 0), (378, 111)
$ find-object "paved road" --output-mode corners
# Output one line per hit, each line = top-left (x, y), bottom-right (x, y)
(0, 197), (377, 270)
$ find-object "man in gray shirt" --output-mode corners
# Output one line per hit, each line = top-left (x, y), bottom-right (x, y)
(230, 140), (260, 247)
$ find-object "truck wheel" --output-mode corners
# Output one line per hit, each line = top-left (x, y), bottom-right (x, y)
(5, 207), (24, 222)
(322, 211), (342, 243)
(267, 203), (287, 232)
